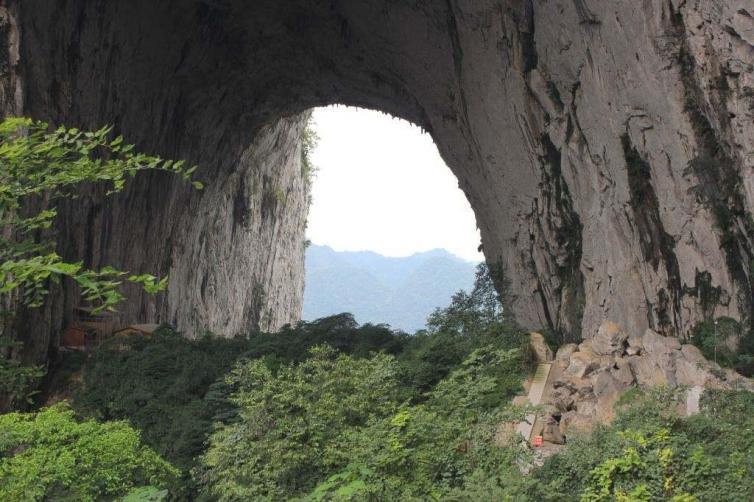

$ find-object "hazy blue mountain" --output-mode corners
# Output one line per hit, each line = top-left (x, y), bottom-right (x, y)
(303, 245), (477, 332)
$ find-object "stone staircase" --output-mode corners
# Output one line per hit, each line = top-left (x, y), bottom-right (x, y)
(515, 362), (552, 442)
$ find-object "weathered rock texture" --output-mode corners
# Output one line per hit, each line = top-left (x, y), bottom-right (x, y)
(2, 1), (754, 363)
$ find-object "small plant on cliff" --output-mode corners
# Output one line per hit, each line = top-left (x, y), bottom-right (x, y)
(0, 117), (201, 409)
(301, 118), (319, 190)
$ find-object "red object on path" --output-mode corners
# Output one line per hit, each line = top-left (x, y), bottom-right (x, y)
(533, 435), (544, 447)
(61, 327), (87, 348)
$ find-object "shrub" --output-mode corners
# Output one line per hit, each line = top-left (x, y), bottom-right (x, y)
(308, 347), (529, 500)
(74, 327), (256, 471)
(195, 343), (530, 501)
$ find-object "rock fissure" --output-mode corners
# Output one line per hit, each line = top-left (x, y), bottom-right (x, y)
(670, 2), (754, 330)
(621, 133), (683, 337)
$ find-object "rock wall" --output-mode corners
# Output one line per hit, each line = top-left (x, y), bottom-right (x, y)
(3, 1), (754, 364)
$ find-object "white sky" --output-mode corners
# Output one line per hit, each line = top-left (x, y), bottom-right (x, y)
(306, 106), (483, 262)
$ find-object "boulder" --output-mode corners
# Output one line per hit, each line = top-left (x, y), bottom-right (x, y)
(529, 332), (554, 363)
(628, 353), (675, 388)
(592, 320), (628, 356)
(642, 329), (681, 354)
(575, 381), (595, 399)
(592, 371), (627, 422)
(578, 339), (594, 353)
(592, 371), (623, 400)
(551, 387), (576, 413)
(542, 415), (565, 445)
(558, 411), (576, 436)
(626, 333), (644, 355)
(611, 357), (635, 387)
(529, 325), (754, 441)
(559, 412), (594, 436)
(675, 356), (709, 387)
(552, 378), (575, 391)
(555, 343), (578, 367)
(680, 344), (707, 365)
(575, 398), (597, 416)
(566, 351), (599, 379)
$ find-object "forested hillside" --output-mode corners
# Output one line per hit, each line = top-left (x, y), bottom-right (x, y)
(303, 245), (476, 331)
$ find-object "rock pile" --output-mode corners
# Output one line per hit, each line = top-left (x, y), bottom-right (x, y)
(521, 321), (753, 445)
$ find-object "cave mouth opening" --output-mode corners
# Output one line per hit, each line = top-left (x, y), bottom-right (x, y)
(302, 105), (482, 333)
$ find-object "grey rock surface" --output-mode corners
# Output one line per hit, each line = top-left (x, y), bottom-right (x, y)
(566, 351), (599, 379)
(555, 343), (578, 366)
(592, 320), (628, 356)
(1, 1), (753, 366)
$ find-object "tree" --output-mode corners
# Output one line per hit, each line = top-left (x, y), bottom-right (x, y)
(0, 117), (200, 409)
(195, 346), (402, 500)
(426, 262), (510, 336)
(399, 262), (527, 394)
(0, 402), (178, 501)
(305, 348), (530, 501)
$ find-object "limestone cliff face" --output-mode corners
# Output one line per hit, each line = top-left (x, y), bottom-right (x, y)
(18, 114), (310, 363)
(2, 0), (754, 363)
(1, 1), (310, 364)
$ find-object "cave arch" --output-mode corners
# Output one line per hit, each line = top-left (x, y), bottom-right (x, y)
(5, 0), (754, 363)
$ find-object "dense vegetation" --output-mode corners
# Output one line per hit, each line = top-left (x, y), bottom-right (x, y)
(65, 263), (531, 498)
(3, 261), (753, 500)
(73, 317), (407, 472)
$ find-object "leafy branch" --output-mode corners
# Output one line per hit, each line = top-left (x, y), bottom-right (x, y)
(0, 117), (202, 313)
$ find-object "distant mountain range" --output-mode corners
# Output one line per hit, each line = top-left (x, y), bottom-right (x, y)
(303, 245), (478, 332)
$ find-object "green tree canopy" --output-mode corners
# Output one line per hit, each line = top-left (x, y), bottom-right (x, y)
(0, 402), (178, 501)
(195, 346), (402, 500)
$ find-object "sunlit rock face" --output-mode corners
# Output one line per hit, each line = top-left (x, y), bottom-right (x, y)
(2, 1), (754, 363)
